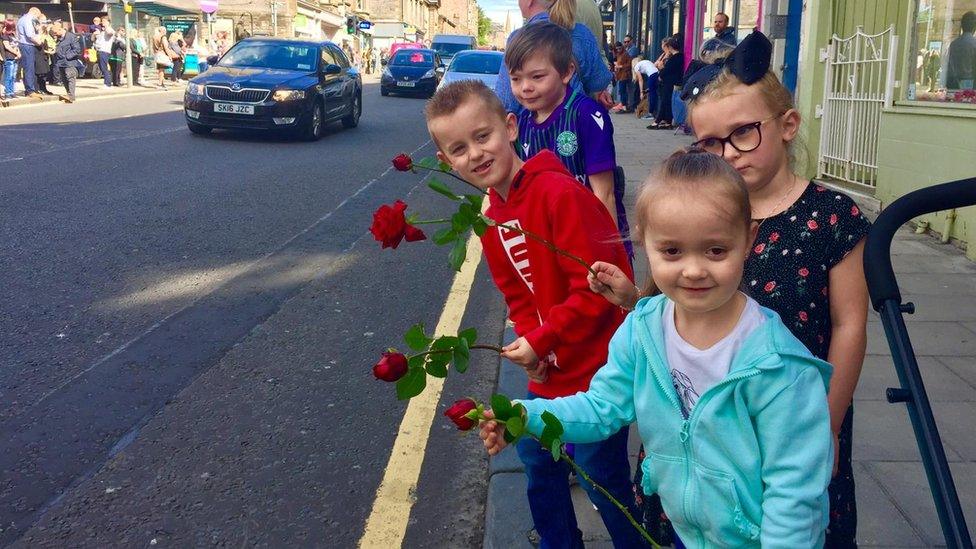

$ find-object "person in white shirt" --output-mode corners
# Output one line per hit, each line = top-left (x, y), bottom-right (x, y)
(633, 58), (659, 119)
(93, 19), (114, 87)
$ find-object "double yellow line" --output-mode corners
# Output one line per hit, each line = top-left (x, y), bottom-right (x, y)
(358, 234), (485, 548)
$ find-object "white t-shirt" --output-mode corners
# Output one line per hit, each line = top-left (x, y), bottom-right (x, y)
(634, 59), (659, 77)
(94, 26), (115, 53)
(664, 295), (766, 417)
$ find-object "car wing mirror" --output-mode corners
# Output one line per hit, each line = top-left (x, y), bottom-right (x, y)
(206, 55), (219, 65)
(380, 58), (388, 66)
(323, 63), (341, 75)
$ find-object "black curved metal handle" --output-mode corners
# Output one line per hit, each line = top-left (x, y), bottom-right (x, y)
(864, 177), (976, 311)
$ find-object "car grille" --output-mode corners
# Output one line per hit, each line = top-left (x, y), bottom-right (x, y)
(205, 85), (270, 104)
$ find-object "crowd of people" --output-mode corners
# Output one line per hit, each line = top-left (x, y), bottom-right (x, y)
(0, 7), (220, 106)
(466, 1), (869, 546)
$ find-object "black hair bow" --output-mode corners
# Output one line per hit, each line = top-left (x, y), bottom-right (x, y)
(680, 30), (772, 101)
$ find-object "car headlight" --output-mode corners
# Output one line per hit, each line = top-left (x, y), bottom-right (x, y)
(273, 89), (306, 101)
(422, 69), (435, 79)
(382, 68), (392, 79)
(187, 82), (204, 96)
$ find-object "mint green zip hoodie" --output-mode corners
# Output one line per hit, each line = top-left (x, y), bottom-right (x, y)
(520, 294), (833, 548)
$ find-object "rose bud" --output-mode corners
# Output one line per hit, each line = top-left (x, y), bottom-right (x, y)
(444, 398), (478, 431)
(369, 200), (427, 249)
(392, 154), (413, 172)
(373, 352), (409, 382)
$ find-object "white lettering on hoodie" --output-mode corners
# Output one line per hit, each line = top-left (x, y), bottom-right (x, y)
(498, 220), (533, 292)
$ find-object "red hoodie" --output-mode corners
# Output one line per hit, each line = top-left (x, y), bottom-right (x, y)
(481, 150), (634, 398)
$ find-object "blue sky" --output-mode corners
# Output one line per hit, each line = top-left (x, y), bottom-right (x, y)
(478, 0), (522, 28)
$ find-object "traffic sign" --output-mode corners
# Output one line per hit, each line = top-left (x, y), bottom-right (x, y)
(358, 20), (372, 30)
(199, 0), (218, 14)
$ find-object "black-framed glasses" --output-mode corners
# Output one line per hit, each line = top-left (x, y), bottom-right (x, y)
(691, 113), (784, 156)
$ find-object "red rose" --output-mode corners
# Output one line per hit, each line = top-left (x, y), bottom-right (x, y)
(769, 232), (780, 243)
(392, 153), (413, 172)
(807, 220), (819, 230)
(753, 243), (766, 254)
(373, 351), (409, 382)
(829, 213), (838, 225)
(764, 281), (776, 293)
(851, 205), (860, 216)
(444, 398), (478, 431)
(798, 267), (809, 277)
(798, 311), (808, 322)
(370, 200), (427, 249)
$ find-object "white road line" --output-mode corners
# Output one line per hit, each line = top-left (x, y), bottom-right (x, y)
(20, 139), (435, 416)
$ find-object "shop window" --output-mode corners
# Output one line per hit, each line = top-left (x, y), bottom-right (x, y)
(909, 0), (976, 104)
(699, 0), (760, 53)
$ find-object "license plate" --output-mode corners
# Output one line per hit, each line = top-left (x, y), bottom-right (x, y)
(396, 81), (416, 87)
(214, 103), (254, 114)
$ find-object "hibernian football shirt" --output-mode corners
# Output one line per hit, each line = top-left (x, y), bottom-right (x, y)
(516, 87), (632, 256)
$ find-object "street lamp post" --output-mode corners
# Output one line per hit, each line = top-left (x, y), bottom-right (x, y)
(123, 0), (134, 87)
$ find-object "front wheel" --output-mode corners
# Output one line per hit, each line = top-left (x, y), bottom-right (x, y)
(341, 92), (361, 128)
(380, 87), (389, 96)
(187, 122), (212, 135)
(299, 101), (323, 141)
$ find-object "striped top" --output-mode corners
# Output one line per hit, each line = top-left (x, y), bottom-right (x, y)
(517, 87), (632, 257)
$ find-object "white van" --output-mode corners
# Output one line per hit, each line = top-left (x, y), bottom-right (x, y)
(430, 34), (477, 64)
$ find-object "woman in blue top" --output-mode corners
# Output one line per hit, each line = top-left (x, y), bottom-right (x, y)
(481, 150), (834, 548)
(494, 0), (613, 113)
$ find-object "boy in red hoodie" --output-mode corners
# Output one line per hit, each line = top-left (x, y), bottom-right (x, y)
(425, 80), (647, 548)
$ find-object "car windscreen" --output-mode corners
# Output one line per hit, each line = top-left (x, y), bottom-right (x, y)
(218, 43), (318, 72)
(391, 50), (434, 66)
(448, 54), (502, 75)
(431, 42), (471, 57)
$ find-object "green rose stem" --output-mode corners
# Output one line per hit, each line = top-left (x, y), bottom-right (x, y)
(482, 415), (659, 548)
(413, 165), (489, 196)
(411, 218), (606, 285)
(411, 344), (504, 359)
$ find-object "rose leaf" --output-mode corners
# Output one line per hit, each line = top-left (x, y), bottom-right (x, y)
(428, 178), (461, 201)
(404, 323), (429, 351)
(395, 367), (426, 400)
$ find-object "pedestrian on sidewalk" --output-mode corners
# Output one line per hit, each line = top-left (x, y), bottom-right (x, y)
(648, 35), (682, 129)
(597, 31), (872, 547)
(426, 80), (646, 549)
(93, 18), (114, 87)
(35, 20), (55, 96)
(485, 149), (835, 548)
(52, 22), (82, 103)
(15, 7), (43, 99)
(152, 27), (175, 89)
(169, 31), (186, 82)
(494, 0), (613, 113)
(109, 26), (127, 87)
(611, 42), (633, 112)
(129, 30), (145, 85)
(509, 24), (632, 258)
(2, 20), (21, 103)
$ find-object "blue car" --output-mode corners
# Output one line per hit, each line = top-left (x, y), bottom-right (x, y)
(183, 37), (362, 140)
(380, 48), (444, 98)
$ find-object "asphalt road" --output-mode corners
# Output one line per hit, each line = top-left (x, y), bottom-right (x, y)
(0, 84), (504, 547)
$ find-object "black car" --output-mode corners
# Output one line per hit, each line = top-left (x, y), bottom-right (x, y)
(380, 48), (444, 98)
(183, 38), (362, 140)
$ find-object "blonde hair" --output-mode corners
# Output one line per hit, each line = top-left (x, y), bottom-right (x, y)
(547, 0), (576, 31)
(633, 148), (751, 296)
(425, 79), (507, 124)
(687, 69), (804, 169)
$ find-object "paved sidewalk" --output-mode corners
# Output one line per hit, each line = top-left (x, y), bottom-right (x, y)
(2, 77), (185, 109)
(484, 110), (976, 547)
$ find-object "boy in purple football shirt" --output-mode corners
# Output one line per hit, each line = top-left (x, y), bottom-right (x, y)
(507, 22), (632, 257)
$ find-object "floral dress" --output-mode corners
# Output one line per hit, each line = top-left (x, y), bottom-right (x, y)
(635, 183), (871, 547)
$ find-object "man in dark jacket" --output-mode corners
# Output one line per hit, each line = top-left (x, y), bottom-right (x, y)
(52, 22), (83, 102)
(947, 11), (976, 89)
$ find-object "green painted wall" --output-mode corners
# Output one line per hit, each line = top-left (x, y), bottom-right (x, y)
(876, 108), (976, 259)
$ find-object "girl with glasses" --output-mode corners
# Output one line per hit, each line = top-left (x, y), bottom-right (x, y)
(589, 31), (871, 547)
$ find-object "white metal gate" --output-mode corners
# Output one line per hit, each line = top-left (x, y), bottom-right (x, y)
(817, 25), (897, 187)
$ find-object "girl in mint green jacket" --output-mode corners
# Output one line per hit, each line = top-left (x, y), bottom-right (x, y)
(481, 150), (834, 548)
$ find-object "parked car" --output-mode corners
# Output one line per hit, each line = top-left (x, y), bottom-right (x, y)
(437, 50), (503, 91)
(380, 48), (444, 98)
(429, 34), (476, 66)
(183, 37), (362, 140)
